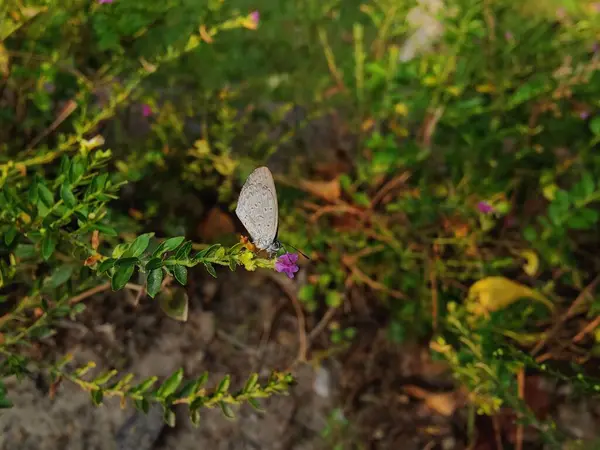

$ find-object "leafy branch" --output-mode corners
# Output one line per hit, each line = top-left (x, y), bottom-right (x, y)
(50, 358), (294, 426)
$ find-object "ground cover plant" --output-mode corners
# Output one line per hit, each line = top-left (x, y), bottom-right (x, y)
(2, 0), (600, 448)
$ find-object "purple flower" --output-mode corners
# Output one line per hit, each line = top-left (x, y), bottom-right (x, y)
(98, 0), (114, 4)
(141, 104), (152, 117)
(477, 201), (495, 214)
(275, 253), (299, 279)
(580, 111), (590, 120)
(250, 10), (260, 27)
(504, 31), (513, 41)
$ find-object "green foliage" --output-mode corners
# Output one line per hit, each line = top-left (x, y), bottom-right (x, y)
(0, 0), (291, 427)
(3, 0), (600, 445)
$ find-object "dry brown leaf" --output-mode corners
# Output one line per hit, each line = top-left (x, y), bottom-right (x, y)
(299, 178), (341, 203)
(403, 385), (461, 417)
(198, 207), (235, 241)
(91, 230), (100, 251)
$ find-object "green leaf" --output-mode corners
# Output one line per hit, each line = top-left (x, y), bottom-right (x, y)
(581, 173), (596, 198)
(93, 223), (118, 236)
(44, 265), (75, 289)
(69, 159), (85, 184)
(175, 241), (193, 260)
(4, 226), (17, 246)
(157, 369), (184, 399)
(0, 397), (13, 409)
(146, 257), (163, 270)
(59, 155), (71, 175)
(37, 183), (54, 207)
(247, 398), (264, 412)
(204, 262), (217, 278)
(173, 265), (187, 285)
(114, 257), (139, 268)
(131, 377), (157, 394)
(192, 244), (221, 261)
(134, 398), (150, 413)
(243, 373), (259, 393)
(41, 233), (57, 261)
(92, 370), (118, 386)
(112, 243), (129, 258)
(60, 184), (77, 208)
(124, 233), (154, 258)
(590, 116), (600, 135)
(219, 401), (235, 419)
(190, 409), (201, 427)
(97, 258), (116, 273)
(111, 264), (135, 291)
(216, 375), (230, 394)
(152, 236), (185, 257)
(91, 389), (104, 406)
(177, 380), (198, 399)
(177, 373), (208, 398)
(28, 183), (39, 205)
(163, 408), (176, 427)
(146, 268), (163, 298)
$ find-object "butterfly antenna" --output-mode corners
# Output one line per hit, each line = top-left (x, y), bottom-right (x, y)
(282, 242), (311, 260)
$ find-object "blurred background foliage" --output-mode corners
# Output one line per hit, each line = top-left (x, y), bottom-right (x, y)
(3, 0), (600, 447)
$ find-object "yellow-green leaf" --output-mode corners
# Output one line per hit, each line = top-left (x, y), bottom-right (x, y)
(466, 276), (554, 318)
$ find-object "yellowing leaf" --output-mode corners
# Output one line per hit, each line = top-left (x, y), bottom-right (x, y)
(476, 83), (496, 94)
(521, 250), (539, 277)
(212, 154), (237, 176)
(394, 103), (409, 116)
(0, 43), (10, 77)
(542, 183), (558, 201)
(466, 276), (554, 318)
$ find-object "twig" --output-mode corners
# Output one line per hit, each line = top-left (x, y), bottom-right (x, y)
(68, 282), (143, 305)
(216, 329), (258, 355)
(267, 274), (307, 369)
(492, 415), (504, 450)
(370, 172), (410, 208)
(531, 275), (600, 356)
(573, 314), (600, 343)
(25, 100), (78, 151)
(430, 256), (439, 333)
(309, 204), (365, 223)
(341, 254), (406, 300)
(308, 306), (337, 342)
(516, 368), (525, 450)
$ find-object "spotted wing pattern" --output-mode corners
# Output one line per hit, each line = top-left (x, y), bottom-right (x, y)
(235, 166), (279, 250)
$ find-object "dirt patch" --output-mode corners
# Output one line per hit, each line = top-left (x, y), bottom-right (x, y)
(0, 269), (337, 450)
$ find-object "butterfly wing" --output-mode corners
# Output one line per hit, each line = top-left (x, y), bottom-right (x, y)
(235, 166), (279, 250)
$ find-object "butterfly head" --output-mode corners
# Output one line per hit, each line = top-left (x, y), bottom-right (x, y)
(264, 239), (283, 258)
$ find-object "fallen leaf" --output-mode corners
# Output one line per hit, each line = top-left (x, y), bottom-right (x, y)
(299, 178), (341, 203)
(466, 276), (554, 318)
(158, 287), (189, 322)
(199, 207), (235, 241)
(403, 385), (462, 416)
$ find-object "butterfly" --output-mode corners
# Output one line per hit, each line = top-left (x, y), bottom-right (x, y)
(235, 166), (309, 259)
(235, 166), (282, 257)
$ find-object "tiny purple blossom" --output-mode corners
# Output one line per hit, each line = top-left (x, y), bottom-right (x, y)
(98, 0), (114, 4)
(141, 104), (152, 117)
(250, 10), (260, 27)
(477, 201), (494, 214)
(504, 31), (513, 41)
(275, 253), (299, 279)
(580, 111), (590, 120)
